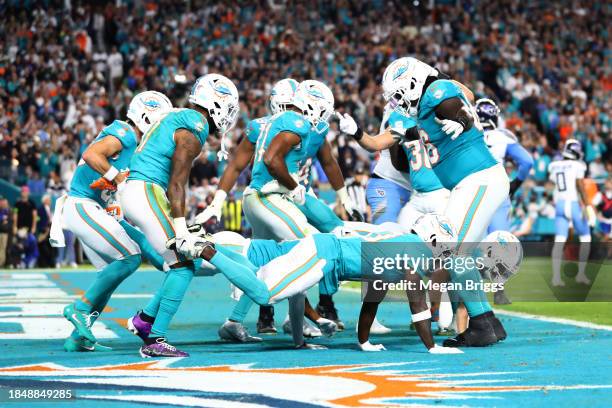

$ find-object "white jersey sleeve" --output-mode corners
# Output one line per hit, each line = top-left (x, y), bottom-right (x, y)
(371, 104), (412, 190)
(548, 159), (587, 202)
(484, 128), (516, 163)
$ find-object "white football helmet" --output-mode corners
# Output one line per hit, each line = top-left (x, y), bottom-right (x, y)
(292, 80), (335, 134)
(411, 214), (456, 258)
(382, 57), (438, 116)
(270, 78), (299, 115)
(479, 231), (523, 284)
(189, 74), (239, 134)
(126, 91), (173, 134)
(562, 138), (583, 160)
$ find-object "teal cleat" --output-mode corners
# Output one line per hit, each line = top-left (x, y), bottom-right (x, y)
(64, 331), (112, 352)
(63, 303), (98, 343)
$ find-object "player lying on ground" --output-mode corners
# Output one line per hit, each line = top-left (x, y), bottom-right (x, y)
(357, 229), (522, 350)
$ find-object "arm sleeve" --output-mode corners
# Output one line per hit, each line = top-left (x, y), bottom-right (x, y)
(506, 143), (534, 181)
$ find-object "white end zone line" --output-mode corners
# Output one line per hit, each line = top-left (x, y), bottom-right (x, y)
(493, 309), (612, 332)
(340, 283), (612, 332)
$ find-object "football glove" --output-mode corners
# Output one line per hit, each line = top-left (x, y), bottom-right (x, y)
(359, 341), (386, 352)
(428, 344), (463, 354)
(435, 117), (465, 140)
(286, 184), (306, 205)
(195, 190), (227, 225)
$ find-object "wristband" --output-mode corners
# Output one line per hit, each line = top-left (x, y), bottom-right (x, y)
(103, 166), (119, 181)
(336, 186), (349, 204)
(173, 217), (189, 237)
(212, 189), (228, 206)
(353, 127), (364, 141)
(411, 309), (432, 323)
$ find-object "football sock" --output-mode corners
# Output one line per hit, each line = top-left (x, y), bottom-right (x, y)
(447, 256), (492, 318)
(120, 220), (165, 271)
(150, 265), (194, 338)
(229, 294), (254, 323)
(551, 239), (565, 282)
(288, 292), (306, 346)
(209, 251), (270, 305)
(143, 273), (168, 318)
(75, 254), (141, 314)
(577, 235), (591, 278)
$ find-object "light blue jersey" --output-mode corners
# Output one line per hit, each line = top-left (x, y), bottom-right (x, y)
(70, 120), (137, 207)
(249, 110), (310, 193)
(385, 110), (443, 193)
(128, 108), (210, 190)
(418, 80), (497, 189)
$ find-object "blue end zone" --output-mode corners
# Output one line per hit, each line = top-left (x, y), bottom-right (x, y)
(0, 269), (610, 407)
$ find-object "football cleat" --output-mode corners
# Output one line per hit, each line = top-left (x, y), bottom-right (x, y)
(316, 302), (345, 331)
(442, 311), (498, 347)
(127, 311), (152, 341)
(295, 342), (327, 350)
(257, 306), (277, 334)
(218, 320), (262, 343)
(64, 331), (112, 352)
(139, 338), (189, 358)
(63, 303), (98, 343)
(282, 316), (322, 338)
(435, 327), (456, 336)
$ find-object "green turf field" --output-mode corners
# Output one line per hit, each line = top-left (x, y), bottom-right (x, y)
(347, 256), (612, 326)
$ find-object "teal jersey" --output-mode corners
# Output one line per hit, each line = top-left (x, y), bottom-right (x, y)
(417, 79), (497, 189)
(245, 115), (270, 145)
(299, 127), (328, 189)
(249, 110), (311, 193)
(69, 120), (137, 206)
(385, 110), (443, 193)
(128, 108), (210, 190)
(246, 239), (299, 267)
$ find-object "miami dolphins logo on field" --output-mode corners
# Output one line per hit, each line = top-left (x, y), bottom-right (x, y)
(0, 361), (609, 407)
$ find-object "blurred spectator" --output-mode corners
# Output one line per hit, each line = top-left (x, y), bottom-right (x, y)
(36, 194), (54, 267)
(0, 197), (11, 267)
(13, 186), (36, 236)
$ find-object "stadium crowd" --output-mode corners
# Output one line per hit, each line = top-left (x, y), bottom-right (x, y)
(0, 0), (610, 267)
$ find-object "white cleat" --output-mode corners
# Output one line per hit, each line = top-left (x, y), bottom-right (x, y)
(355, 317), (392, 334)
(218, 320), (262, 343)
(575, 274), (591, 285)
(282, 316), (322, 338)
(315, 317), (337, 337)
(551, 278), (566, 287)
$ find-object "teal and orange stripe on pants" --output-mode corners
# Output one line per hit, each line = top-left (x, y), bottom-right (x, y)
(256, 193), (305, 238)
(75, 203), (132, 257)
(457, 186), (487, 242)
(269, 253), (320, 299)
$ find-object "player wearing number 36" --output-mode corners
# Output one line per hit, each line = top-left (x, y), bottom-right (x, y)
(337, 56), (509, 348)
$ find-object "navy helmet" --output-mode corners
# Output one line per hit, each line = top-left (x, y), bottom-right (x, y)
(475, 98), (500, 129)
(562, 138), (583, 160)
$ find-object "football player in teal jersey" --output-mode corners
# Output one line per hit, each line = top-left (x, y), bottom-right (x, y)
(58, 91), (171, 352)
(173, 216), (463, 354)
(119, 74), (239, 358)
(337, 57), (509, 347)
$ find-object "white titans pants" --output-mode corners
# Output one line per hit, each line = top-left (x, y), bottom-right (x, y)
(62, 196), (139, 266)
(119, 179), (182, 265)
(444, 164), (509, 242)
(397, 188), (451, 230)
(242, 190), (319, 240)
(257, 236), (327, 304)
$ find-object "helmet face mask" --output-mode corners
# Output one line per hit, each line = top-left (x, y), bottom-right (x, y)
(475, 98), (500, 129)
(411, 214), (457, 258)
(189, 74), (239, 135)
(292, 80), (334, 134)
(127, 91), (173, 134)
(382, 57), (437, 117)
(479, 231), (523, 284)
